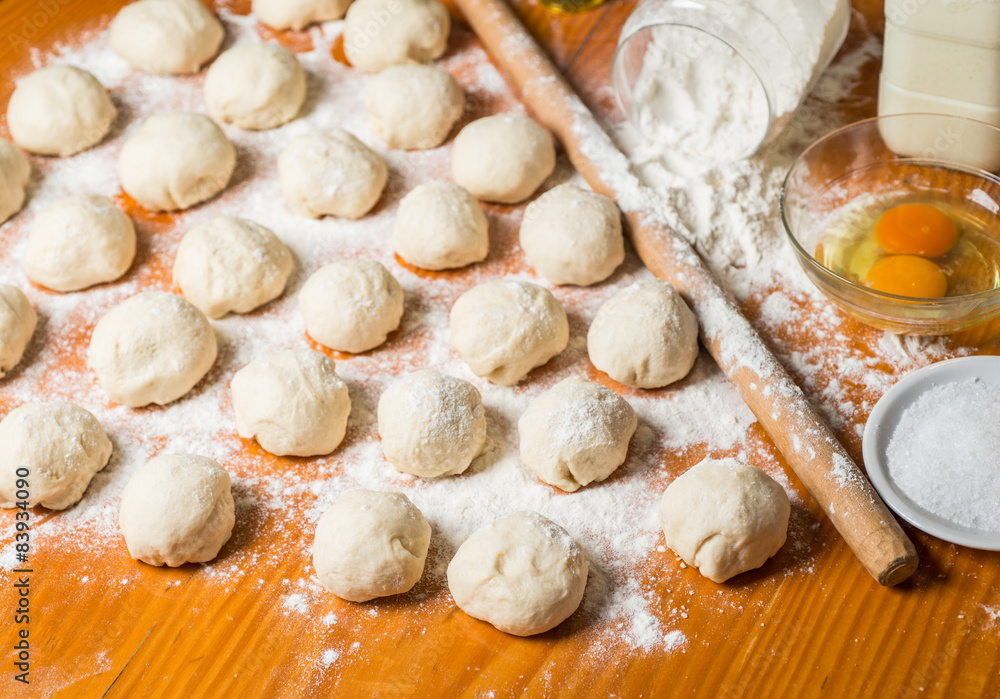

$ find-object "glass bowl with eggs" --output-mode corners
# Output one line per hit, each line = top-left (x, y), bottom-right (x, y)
(780, 113), (1000, 334)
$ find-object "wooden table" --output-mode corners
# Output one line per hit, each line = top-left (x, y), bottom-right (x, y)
(1, 0), (998, 697)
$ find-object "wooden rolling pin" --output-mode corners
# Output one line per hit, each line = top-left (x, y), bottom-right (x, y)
(454, 0), (919, 586)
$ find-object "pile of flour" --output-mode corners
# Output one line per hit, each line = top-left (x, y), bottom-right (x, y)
(628, 0), (847, 167)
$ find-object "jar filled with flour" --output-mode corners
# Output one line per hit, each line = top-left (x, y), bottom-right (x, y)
(612, 0), (850, 164)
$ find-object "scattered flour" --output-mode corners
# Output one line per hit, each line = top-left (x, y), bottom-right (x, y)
(0, 2), (989, 694)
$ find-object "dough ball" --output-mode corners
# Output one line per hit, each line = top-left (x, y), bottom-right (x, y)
(204, 42), (306, 130)
(110, 0), (224, 75)
(450, 280), (568, 386)
(87, 291), (218, 407)
(0, 139), (30, 224)
(520, 184), (624, 286)
(24, 193), (136, 292)
(253, 0), (351, 30)
(119, 112), (236, 212)
(587, 279), (698, 389)
(230, 348), (351, 457)
(119, 453), (235, 567)
(452, 113), (556, 204)
(518, 377), (636, 493)
(173, 216), (294, 319)
(0, 285), (36, 378)
(658, 458), (790, 583)
(343, 0), (450, 73)
(0, 402), (112, 510)
(447, 511), (588, 636)
(393, 181), (487, 270)
(377, 369), (487, 478)
(366, 64), (463, 150)
(6, 65), (116, 157)
(279, 128), (387, 219)
(313, 489), (431, 602)
(299, 259), (404, 353)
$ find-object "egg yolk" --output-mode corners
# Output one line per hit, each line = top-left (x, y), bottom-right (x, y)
(875, 203), (957, 257)
(864, 255), (948, 298)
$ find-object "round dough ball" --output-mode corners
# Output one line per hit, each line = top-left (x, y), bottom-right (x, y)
(6, 65), (116, 157)
(119, 112), (236, 212)
(119, 453), (235, 567)
(450, 280), (568, 386)
(279, 129), (387, 219)
(299, 259), (404, 353)
(377, 369), (487, 478)
(253, 0), (350, 29)
(366, 64), (463, 150)
(24, 193), (136, 292)
(343, 0), (450, 73)
(0, 139), (30, 224)
(0, 402), (112, 510)
(173, 216), (294, 319)
(447, 511), (588, 636)
(0, 285), (36, 378)
(313, 489), (431, 602)
(452, 113), (556, 204)
(520, 184), (624, 286)
(658, 458), (790, 583)
(588, 279), (699, 389)
(87, 291), (218, 407)
(518, 377), (636, 493)
(110, 0), (224, 75)
(230, 348), (351, 457)
(393, 181), (487, 270)
(204, 42), (306, 130)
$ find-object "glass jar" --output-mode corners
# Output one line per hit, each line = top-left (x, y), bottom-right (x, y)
(612, 0), (850, 164)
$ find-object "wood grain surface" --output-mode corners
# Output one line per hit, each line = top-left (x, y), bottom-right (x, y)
(1, 1), (999, 698)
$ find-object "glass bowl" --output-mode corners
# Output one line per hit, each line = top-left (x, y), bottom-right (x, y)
(780, 113), (1000, 335)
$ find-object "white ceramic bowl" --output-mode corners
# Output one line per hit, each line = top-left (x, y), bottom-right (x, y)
(863, 355), (1000, 550)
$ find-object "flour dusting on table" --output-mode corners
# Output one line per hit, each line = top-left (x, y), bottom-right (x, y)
(0, 5), (973, 689)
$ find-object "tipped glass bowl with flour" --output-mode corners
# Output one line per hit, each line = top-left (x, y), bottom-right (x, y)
(612, 0), (849, 165)
(781, 114), (1000, 334)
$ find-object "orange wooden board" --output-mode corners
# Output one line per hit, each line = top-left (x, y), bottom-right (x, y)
(0, 1), (999, 698)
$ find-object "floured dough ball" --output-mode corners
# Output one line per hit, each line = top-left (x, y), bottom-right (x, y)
(393, 181), (488, 270)
(448, 511), (588, 636)
(0, 139), (30, 224)
(204, 42), (306, 130)
(24, 194), (136, 292)
(588, 279), (699, 389)
(6, 65), (116, 157)
(366, 65), (463, 150)
(452, 113), (556, 204)
(299, 259), (404, 353)
(450, 280), (568, 386)
(518, 377), (636, 493)
(377, 369), (487, 478)
(520, 184), (624, 286)
(279, 129), (387, 219)
(0, 402), (112, 510)
(119, 454), (235, 567)
(253, 0), (351, 29)
(119, 112), (236, 212)
(658, 458), (790, 583)
(230, 348), (351, 457)
(313, 489), (431, 602)
(110, 0), (224, 75)
(173, 216), (294, 319)
(343, 0), (450, 73)
(0, 285), (36, 378)
(88, 291), (218, 407)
